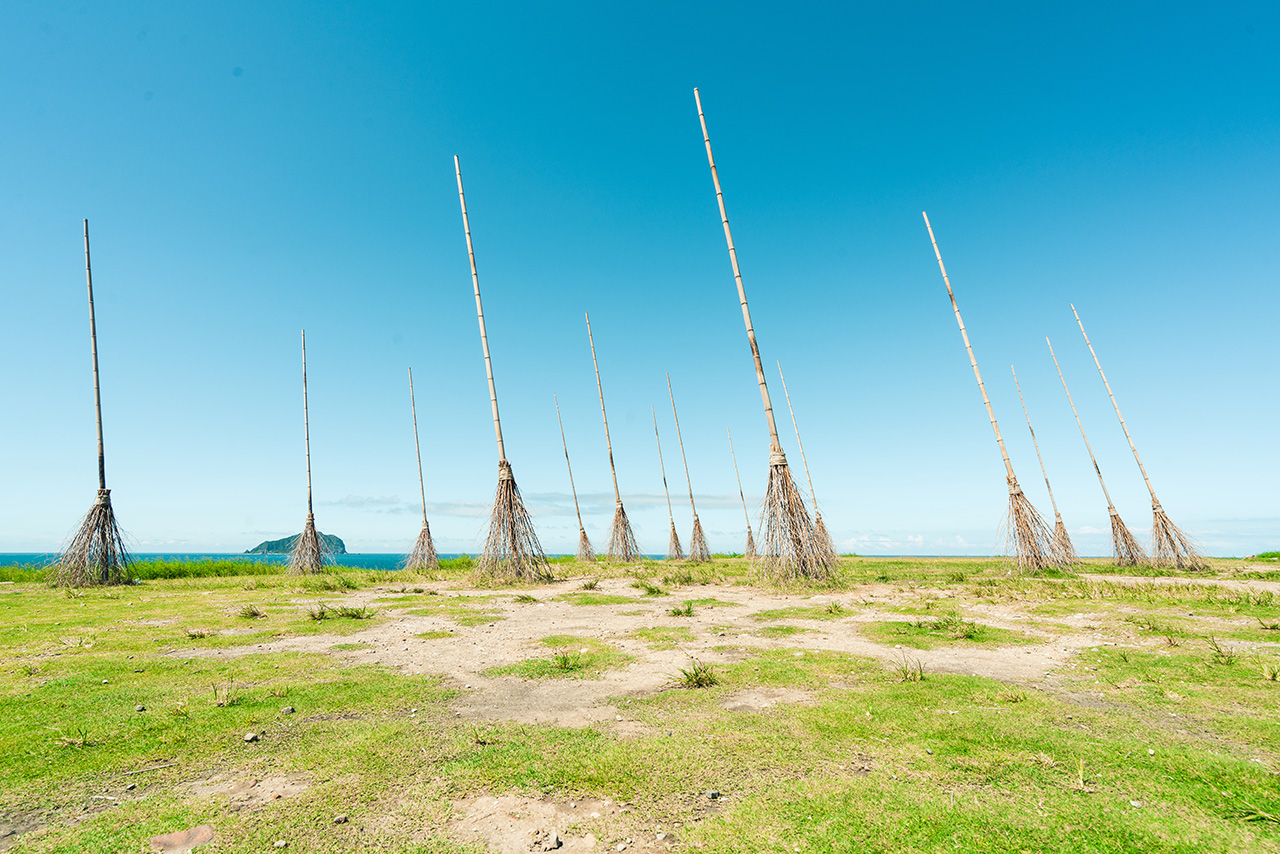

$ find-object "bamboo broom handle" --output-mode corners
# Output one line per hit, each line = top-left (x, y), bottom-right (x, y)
(666, 374), (698, 516)
(922, 212), (1017, 485)
(652, 406), (676, 526)
(301, 329), (313, 516)
(1011, 365), (1061, 520)
(409, 367), (427, 526)
(776, 361), (820, 508)
(554, 394), (586, 532)
(83, 219), (107, 492)
(694, 89), (784, 453)
(1071, 305), (1160, 505)
(454, 156), (506, 462)
(585, 313), (621, 504)
(1047, 337), (1116, 510)
(727, 428), (753, 533)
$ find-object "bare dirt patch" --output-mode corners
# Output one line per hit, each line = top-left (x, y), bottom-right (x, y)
(182, 773), (310, 811)
(451, 793), (681, 852)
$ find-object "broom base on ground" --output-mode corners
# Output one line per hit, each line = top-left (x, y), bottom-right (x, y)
(1150, 503), (1205, 570)
(607, 502), (640, 562)
(667, 522), (685, 561)
(54, 489), (132, 587)
(743, 527), (757, 558)
(1051, 514), (1079, 566)
(576, 527), (597, 562)
(403, 520), (439, 573)
(477, 460), (552, 582)
(812, 512), (840, 568)
(688, 515), (711, 562)
(1002, 480), (1056, 574)
(756, 453), (828, 581)
(288, 513), (327, 575)
(1109, 508), (1148, 566)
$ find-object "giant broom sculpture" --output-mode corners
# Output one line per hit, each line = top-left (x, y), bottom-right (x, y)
(289, 329), (326, 574)
(555, 394), (596, 562)
(1072, 306), (1204, 570)
(455, 156), (551, 581)
(1047, 338), (1147, 566)
(776, 362), (840, 569)
(1011, 366), (1077, 566)
(652, 406), (684, 560)
(668, 375), (711, 562)
(694, 88), (823, 580)
(585, 313), (640, 561)
(56, 220), (132, 587)
(923, 212), (1055, 572)
(727, 428), (757, 557)
(403, 367), (439, 573)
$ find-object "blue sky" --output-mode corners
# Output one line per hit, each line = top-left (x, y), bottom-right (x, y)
(1, 1), (1276, 557)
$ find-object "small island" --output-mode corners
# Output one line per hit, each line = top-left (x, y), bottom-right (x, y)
(245, 533), (347, 555)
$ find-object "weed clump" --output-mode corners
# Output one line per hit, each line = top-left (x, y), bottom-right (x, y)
(676, 658), (718, 688)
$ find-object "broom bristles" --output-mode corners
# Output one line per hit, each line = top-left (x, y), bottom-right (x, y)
(1109, 509), (1147, 566)
(288, 513), (327, 575)
(1051, 514), (1079, 566)
(54, 489), (132, 587)
(576, 527), (596, 562)
(1001, 482), (1056, 573)
(403, 520), (439, 574)
(744, 527), (757, 558)
(757, 458), (829, 581)
(688, 515), (711, 563)
(477, 460), (552, 582)
(812, 512), (840, 568)
(1150, 504), (1205, 570)
(667, 522), (685, 561)
(607, 502), (640, 562)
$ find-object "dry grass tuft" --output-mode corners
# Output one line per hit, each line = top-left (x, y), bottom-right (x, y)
(475, 460), (553, 582)
(288, 513), (326, 575)
(53, 490), (132, 587)
(607, 502), (640, 562)
(403, 521), (439, 573)
(1150, 505), (1205, 570)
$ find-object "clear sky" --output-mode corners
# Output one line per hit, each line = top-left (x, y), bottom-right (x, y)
(1, 1), (1276, 557)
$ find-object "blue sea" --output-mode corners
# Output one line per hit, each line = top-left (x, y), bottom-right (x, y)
(0, 552), (427, 570)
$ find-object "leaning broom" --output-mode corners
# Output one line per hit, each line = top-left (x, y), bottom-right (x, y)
(585, 313), (640, 561)
(667, 375), (711, 562)
(55, 220), (132, 587)
(923, 212), (1055, 572)
(1011, 366), (1078, 566)
(288, 329), (326, 574)
(776, 362), (840, 568)
(403, 367), (439, 573)
(1072, 306), (1204, 570)
(1047, 338), (1146, 566)
(652, 406), (685, 560)
(555, 394), (596, 562)
(727, 428), (757, 557)
(455, 156), (552, 582)
(694, 88), (823, 580)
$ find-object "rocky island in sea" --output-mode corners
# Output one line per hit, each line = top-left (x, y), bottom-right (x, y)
(245, 533), (347, 555)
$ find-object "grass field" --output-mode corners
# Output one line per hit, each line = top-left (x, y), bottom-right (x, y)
(2, 555), (1279, 852)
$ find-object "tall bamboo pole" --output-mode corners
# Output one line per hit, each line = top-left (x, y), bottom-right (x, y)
(1012, 365), (1077, 565)
(1070, 305), (1202, 568)
(776, 361), (838, 566)
(288, 329), (324, 574)
(586, 313), (638, 560)
(556, 393), (595, 562)
(454, 155), (549, 579)
(652, 405), (684, 560)
(403, 367), (438, 572)
(84, 220), (107, 494)
(302, 329), (313, 518)
(727, 428), (756, 557)
(923, 212), (1053, 571)
(694, 88), (820, 579)
(1047, 338), (1146, 565)
(668, 374), (710, 561)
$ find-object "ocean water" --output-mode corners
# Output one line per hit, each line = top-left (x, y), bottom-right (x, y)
(0, 552), (426, 571)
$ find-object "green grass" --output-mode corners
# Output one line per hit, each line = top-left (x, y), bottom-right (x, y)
(482, 636), (632, 680)
(863, 616), (1037, 649)
(633, 626), (695, 649)
(757, 624), (814, 639)
(753, 603), (853, 622)
(4, 556), (1280, 853)
(558, 591), (636, 606)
